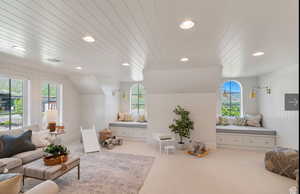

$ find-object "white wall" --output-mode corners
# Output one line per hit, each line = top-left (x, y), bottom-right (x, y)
(217, 77), (259, 116)
(80, 91), (119, 131)
(147, 93), (218, 149)
(0, 62), (81, 144)
(258, 64), (299, 149)
(144, 66), (221, 149)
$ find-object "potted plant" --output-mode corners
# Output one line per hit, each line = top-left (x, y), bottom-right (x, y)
(43, 144), (69, 166)
(169, 106), (194, 150)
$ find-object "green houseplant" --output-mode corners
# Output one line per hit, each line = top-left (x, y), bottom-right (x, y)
(169, 106), (194, 149)
(43, 144), (69, 166)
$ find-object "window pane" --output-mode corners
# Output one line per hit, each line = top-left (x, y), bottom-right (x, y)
(131, 95), (138, 105)
(0, 83), (9, 130)
(221, 81), (241, 117)
(11, 97), (23, 129)
(41, 83), (49, 97)
(11, 79), (23, 97)
(49, 84), (57, 98)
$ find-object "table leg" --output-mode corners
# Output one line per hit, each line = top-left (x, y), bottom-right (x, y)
(78, 164), (80, 180)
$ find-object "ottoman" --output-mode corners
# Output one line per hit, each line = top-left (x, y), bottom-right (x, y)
(23, 155), (80, 181)
(265, 147), (299, 179)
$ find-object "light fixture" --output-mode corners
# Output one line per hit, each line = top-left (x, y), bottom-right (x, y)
(180, 57), (189, 62)
(252, 51), (265, 57)
(12, 46), (25, 52)
(122, 63), (130, 66)
(75, 66), (83, 70)
(82, 35), (95, 43)
(249, 86), (271, 99)
(180, 20), (195, 30)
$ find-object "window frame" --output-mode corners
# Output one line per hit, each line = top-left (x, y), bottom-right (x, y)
(0, 77), (26, 130)
(220, 80), (243, 117)
(130, 83), (145, 115)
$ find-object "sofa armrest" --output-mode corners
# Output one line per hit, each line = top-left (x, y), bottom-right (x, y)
(24, 180), (59, 194)
(0, 162), (6, 174)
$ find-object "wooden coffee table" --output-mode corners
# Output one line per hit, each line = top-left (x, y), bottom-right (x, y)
(23, 155), (80, 184)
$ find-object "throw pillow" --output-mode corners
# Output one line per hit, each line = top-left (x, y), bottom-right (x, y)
(117, 112), (125, 121)
(245, 114), (262, 127)
(31, 130), (50, 148)
(217, 116), (229, 125)
(0, 130), (36, 158)
(234, 117), (247, 126)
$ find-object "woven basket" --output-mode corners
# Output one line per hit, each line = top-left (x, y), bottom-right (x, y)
(43, 155), (68, 166)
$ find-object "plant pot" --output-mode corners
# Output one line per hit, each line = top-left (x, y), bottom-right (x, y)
(176, 142), (187, 150)
(43, 155), (68, 166)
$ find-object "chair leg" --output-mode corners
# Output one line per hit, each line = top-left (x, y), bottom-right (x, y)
(78, 164), (80, 180)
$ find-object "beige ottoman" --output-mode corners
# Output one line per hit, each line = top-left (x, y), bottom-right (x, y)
(23, 155), (80, 181)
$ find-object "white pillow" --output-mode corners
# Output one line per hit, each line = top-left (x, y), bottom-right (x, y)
(245, 114), (262, 127)
(31, 131), (50, 148)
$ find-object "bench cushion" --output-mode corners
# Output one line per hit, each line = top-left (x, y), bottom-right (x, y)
(0, 158), (22, 170)
(13, 148), (44, 165)
(216, 125), (276, 136)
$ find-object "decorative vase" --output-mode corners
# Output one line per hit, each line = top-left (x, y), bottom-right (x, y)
(43, 155), (68, 166)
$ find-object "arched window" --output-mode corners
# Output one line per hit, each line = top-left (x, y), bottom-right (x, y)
(220, 80), (242, 117)
(130, 83), (145, 115)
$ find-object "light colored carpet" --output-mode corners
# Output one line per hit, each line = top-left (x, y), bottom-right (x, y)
(24, 150), (155, 194)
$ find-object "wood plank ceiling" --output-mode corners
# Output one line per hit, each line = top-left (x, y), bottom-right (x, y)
(0, 0), (298, 81)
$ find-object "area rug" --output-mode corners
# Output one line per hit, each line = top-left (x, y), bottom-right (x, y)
(24, 151), (155, 194)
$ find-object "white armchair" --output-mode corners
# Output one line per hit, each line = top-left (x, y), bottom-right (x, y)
(0, 173), (59, 194)
(25, 180), (59, 194)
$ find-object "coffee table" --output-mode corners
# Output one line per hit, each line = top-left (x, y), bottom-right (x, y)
(23, 155), (80, 184)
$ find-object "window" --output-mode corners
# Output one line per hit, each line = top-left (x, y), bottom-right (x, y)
(130, 83), (145, 115)
(220, 80), (242, 117)
(0, 77), (24, 130)
(41, 83), (58, 113)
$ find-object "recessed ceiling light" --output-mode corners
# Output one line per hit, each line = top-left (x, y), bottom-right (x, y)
(82, 36), (95, 43)
(180, 57), (189, 62)
(75, 66), (83, 70)
(252, 51), (265, 56)
(12, 46), (25, 52)
(180, 20), (195, 30)
(122, 63), (130, 66)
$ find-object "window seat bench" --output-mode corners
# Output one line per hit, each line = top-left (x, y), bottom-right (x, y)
(216, 125), (277, 150)
(109, 122), (148, 141)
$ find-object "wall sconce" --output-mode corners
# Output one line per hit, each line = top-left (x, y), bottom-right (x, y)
(249, 86), (271, 99)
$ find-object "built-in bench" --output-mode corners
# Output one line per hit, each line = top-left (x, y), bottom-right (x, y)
(109, 122), (148, 140)
(216, 125), (277, 150)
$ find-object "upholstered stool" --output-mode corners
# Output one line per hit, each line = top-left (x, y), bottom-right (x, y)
(265, 147), (299, 179)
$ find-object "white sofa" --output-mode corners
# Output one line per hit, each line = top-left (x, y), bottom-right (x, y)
(0, 125), (45, 174)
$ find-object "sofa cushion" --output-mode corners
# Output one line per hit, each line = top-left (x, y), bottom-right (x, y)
(13, 148), (44, 165)
(0, 158), (22, 170)
(0, 130), (36, 158)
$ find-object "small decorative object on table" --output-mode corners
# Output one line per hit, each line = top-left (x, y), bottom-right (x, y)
(187, 141), (209, 157)
(43, 144), (69, 166)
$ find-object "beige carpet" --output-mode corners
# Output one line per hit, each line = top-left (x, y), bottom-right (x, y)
(24, 151), (155, 194)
